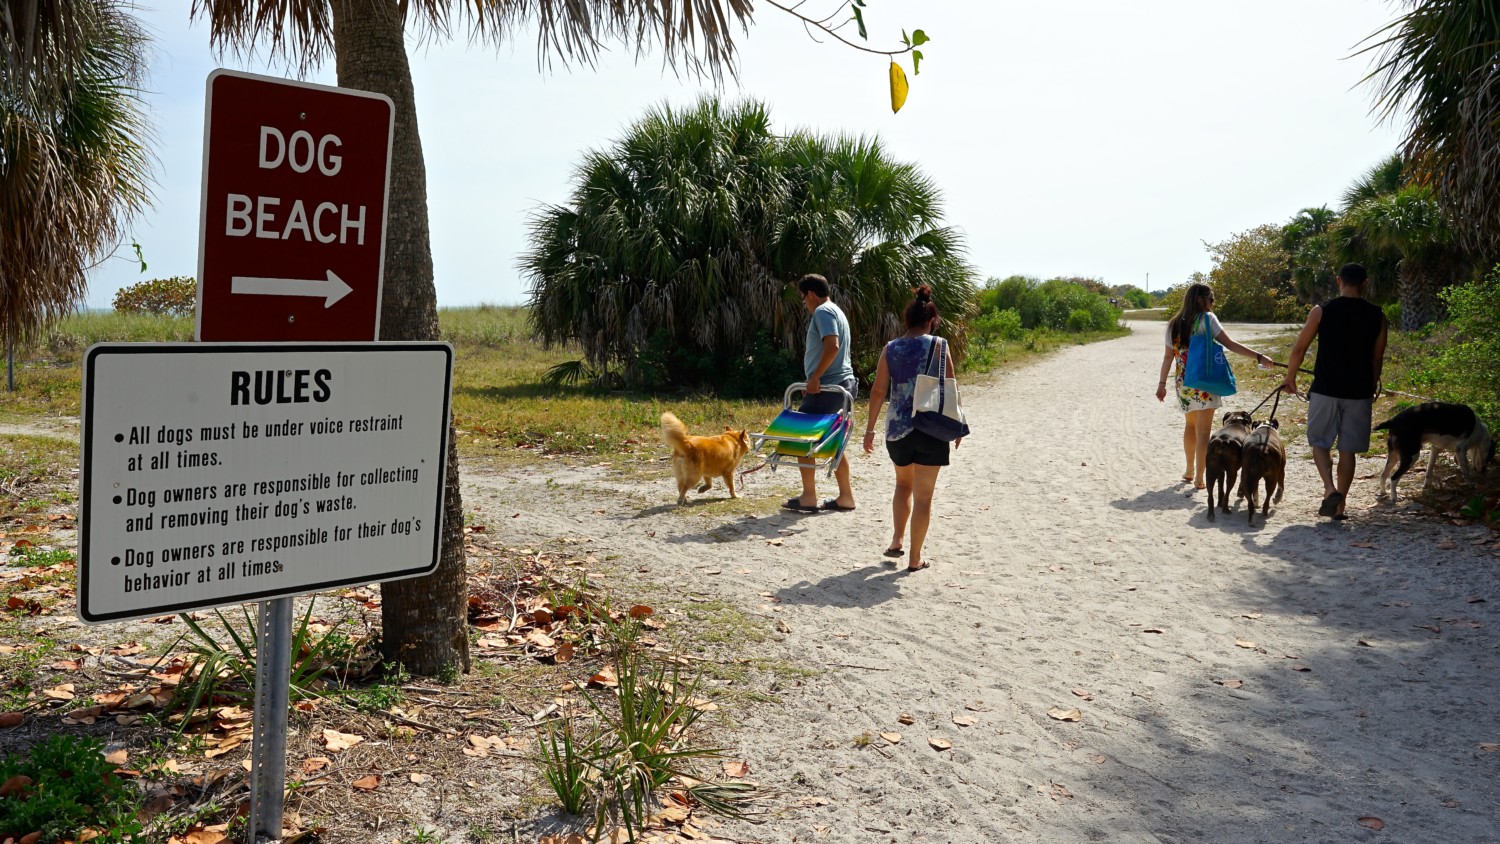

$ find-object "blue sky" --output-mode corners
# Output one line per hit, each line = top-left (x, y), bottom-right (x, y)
(88, 1), (1407, 307)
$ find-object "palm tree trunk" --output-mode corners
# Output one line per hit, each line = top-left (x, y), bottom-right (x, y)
(330, 0), (469, 676)
(1398, 262), (1447, 331)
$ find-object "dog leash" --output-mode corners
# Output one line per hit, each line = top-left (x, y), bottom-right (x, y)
(1246, 384), (1300, 422)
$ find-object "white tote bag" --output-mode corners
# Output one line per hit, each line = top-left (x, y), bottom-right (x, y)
(911, 337), (969, 441)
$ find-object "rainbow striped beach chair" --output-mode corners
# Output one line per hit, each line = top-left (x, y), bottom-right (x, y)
(748, 383), (854, 477)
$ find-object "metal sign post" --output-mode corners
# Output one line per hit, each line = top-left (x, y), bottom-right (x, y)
(79, 342), (449, 843)
(189, 68), (394, 842)
(249, 598), (292, 841)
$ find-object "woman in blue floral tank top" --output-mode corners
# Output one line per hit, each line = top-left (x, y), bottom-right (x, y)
(863, 286), (962, 572)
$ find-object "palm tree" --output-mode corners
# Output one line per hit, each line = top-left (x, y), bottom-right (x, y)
(1362, 1), (1500, 257)
(1341, 184), (1462, 329)
(1, 0), (151, 385)
(524, 96), (976, 390)
(1340, 153), (1404, 209)
(184, 0), (753, 676)
(1281, 205), (1338, 304)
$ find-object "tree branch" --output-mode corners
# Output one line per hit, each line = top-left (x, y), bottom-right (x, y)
(764, 0), (912, 57)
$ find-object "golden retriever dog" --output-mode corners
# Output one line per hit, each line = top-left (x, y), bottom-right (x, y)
(661, 412), (751, 505)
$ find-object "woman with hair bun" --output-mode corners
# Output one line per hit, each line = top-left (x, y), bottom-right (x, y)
(863, 285), (961, 572)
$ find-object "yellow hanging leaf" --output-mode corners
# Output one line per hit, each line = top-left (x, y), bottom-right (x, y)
(889, 61), (909, 113)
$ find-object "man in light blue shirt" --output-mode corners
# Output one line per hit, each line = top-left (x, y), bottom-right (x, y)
(788, 274), (858, 512)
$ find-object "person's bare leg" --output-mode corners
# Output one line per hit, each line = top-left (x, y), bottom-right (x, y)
(1191, 409), (1213, 488)
(1334, 449), (1358, 516)
(831, 455), (856, 509)
(1312, 447), (1335, 498)
(1181, 412), (1195, 481)
(796, 460), (817, 508)
(907, 465), (942, 569)
(889, 462), (914, 554)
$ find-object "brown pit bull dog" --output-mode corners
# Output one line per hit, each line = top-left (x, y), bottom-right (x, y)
(1206, 411), (1254, 522)
(1238, 420), (1285, 527)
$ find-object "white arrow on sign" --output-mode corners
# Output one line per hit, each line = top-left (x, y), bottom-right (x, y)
(231, 270), (353, 308)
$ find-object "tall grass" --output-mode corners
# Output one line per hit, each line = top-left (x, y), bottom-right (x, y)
(41, 311), (194, 352)
(438, 304), (531, 346)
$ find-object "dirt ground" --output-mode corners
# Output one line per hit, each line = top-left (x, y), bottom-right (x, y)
(473, 320), (1500, 843)
(3, 320), (1498, 843)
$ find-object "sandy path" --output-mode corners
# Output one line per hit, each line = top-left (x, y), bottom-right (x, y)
(470, 320), (1500, 843)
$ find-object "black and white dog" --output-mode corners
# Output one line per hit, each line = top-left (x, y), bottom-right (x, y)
(1374, 402), (1495, 503)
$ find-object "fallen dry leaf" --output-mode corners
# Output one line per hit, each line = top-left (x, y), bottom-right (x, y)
(104, 748), (128, 765)
(1047, 708), (1083, 722)
(1478, 743), (1500, 752)
(952, 715), (976, 727)
(879, 732), (902, 744)
(1357, 816), (1384, 830)
(351, 774), (380, 791)
(1440, 798), (1460, 808)
(0, 712), (22, 728)
(43, 683), (76, 701)
(1234, 639), (1256, 649)
(1216, 679), (1244, 689)
(897, 713), (915, 726)
(175, 827), (227, 844)
(301, 757), (330, 774)
(321, 729), (364, 753)
(0, 775), (32, 797)
(721, 760), (750, 778)
(1141, 628), (1164, 634)
(928, 736), (952, 751)
(963, 701), (990, 712)
(1070, 688), (1093, 701)
(588, 666), (619, 689)
(409, 772), (431, 784)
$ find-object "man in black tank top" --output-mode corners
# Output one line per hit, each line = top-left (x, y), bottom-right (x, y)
(1282, 264), (1388, 520)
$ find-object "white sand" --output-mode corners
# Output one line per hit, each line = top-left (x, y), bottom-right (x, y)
(469, 321), (1500, 843)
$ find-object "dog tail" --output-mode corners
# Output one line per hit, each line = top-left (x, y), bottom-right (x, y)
(661, 412), (691, 455)
(1374, 416), (1395, 432)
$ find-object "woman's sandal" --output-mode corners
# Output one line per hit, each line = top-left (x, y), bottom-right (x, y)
(882, 547), (905, 558)
(906, 560), (930, 572)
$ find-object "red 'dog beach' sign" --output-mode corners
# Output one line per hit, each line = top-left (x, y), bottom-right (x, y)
(196, 69), (394, 342)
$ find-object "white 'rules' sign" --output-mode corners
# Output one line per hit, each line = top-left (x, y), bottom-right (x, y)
(79, 343), (452, 623)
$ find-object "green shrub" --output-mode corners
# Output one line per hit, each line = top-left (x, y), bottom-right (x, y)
(0, 735), (143, 843)
(1423, 270), (1500, 423)
(111, 275), (196, 317)
(1383, 302), (1402, 330)
(1066, 309), (1094, 333)
(971, 308), (1023, 344)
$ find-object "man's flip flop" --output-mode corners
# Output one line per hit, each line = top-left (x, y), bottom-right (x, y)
(783, 498), (819, 512)
(1331, 513), (1350, 521)
(882, 548), (904, 558)
(906, 561), (930, 572)
(820, 499), (856, 512)
(1318, 491), (1344, 518)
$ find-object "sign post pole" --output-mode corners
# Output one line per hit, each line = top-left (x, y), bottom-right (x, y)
(249, 598), (293, 842)
(188, 67), (394, 843)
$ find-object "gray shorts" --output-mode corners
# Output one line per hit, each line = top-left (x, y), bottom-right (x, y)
(1306, 393), (1372, 452)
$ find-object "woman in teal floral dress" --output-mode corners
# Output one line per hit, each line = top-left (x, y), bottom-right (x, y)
(1155, 283), (1269, 489)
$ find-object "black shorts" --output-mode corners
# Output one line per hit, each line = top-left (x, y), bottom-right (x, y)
(798, 377), (859, 415)
(885, 429), (950, 467)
